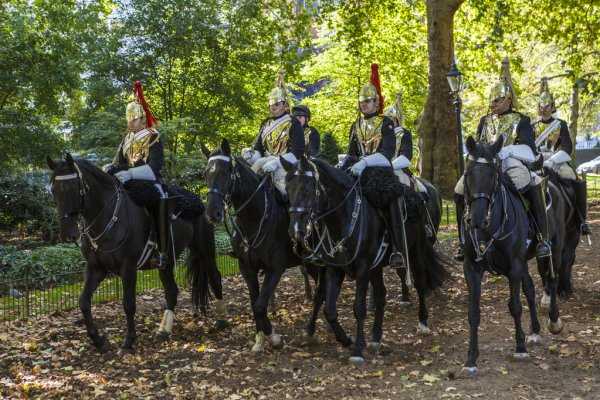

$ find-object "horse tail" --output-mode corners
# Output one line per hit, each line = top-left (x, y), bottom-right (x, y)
(187, 214), (219, 315)
(412, 222), (449, 293)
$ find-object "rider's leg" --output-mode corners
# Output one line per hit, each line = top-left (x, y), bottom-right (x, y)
(387, 198), (405, 268)
(454, 175), (465, 261)
(153, 183), (170, 269)
(560, 163), (592, 235)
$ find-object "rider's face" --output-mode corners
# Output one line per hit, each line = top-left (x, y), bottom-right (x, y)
(127, 117), (146, 132)
(490, 96), (511, 115)
(269, 101), (287, 118)
(359, 99), (378, 115)
(295, 115), (307, 127)
(539, 104), (554, 120)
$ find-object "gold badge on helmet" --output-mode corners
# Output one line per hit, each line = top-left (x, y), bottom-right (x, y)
(359, 83), (378, 102)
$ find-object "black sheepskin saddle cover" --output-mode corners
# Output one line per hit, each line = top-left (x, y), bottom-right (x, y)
(123, 180), (205, 220)
(359, 167), (423, 222)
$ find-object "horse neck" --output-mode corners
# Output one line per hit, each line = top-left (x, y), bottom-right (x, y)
(80, 171), (120, 227)
(230, 163), (268, 223)
(317, 166), (356, 238)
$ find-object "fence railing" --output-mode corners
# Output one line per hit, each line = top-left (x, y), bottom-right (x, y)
(0, 254), (238, 324)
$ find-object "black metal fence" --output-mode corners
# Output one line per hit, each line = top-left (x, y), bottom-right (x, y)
(0, 254), (238, 324)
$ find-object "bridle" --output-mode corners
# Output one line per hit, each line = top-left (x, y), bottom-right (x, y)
(463, 155), (510, 261)
(52, 162), (126, 252)
(287, 161), (365, 267)
(206, 155), (270, 252)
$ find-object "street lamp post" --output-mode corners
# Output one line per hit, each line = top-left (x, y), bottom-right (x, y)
(447, 59), (465, 175)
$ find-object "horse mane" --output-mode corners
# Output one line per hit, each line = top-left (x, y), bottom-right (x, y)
(310, 158), (354, 189)
(75, 158), (115, 188)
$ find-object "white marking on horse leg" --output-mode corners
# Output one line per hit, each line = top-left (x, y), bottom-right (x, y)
(158, 309), (175, 334)
(268, 331), (283, 349)
(417, 322), (431, 335)
(214, 299), (227, 319)
(251, 331), (266, 352)
(547, 317), (564, 334)
(526, 333), (542, 345)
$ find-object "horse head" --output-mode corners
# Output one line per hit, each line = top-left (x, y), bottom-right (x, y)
(203, 139), (235, 224)
(464, 135), (504, 234)
(47, 153), (83, 242)
(282, 155), (319, 244)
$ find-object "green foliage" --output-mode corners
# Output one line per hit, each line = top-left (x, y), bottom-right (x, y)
(320, 132), (341, 164)
(0, 173), (58, 241)
(0, 244), (84, 288)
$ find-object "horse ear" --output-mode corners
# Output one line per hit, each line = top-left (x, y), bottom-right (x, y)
(200, 143), (211, 159)
(280, 156), (295, 172)
(65, 152), (74, 166)
(221, 139), (231, 156)
(492, 135), (504, 155)
(46, 156), (56, 170)
(465, 136), (476, 155)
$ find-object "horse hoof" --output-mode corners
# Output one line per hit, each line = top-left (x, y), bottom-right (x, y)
(540, 293), (551, 308)
(213, 319), (229, 331)
(349, 356), (365, 366)
(547, 318), (564, 335)
(93, 336), (109, 353)
(251, 332), (266, 353)
(367, 342), (381, 352)
(526, 334), (542, 345)
(398, 301), (411, 307)
(417, 323), (431, 336)
(463, 366), (478, 377)
(513, 352), (529, 360)
(269, 333), (283, 349)
(156, 330), (171, 341)
(301, 332), (319, 346)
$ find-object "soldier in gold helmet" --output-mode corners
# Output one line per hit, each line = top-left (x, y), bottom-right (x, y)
(242, 70), (305, 193)
(292, 104), (320, 157)
(105, 81), (169, 268)
(454, 58), (550, 261)
(341, 64), (405, 268)
(533, 78), (590, 235)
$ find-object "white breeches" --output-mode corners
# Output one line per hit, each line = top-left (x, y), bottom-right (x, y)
(455, 157), (541, 195)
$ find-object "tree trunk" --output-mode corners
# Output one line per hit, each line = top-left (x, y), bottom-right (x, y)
(418, 0), (464, 198)
(569, 80), (580, 159)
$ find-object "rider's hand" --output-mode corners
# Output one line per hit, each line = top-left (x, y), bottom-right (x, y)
(262, 159), (280, 173)
(115, 170), (133, 183)
(350, 159), (367, 176)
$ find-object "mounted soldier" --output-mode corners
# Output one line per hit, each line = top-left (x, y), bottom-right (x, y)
(292, 104), (320, 158)
(341, 63), (406, 269)
(533, 78), (590, 236)
(242, 70), (305, 193)
(104, 81), (169, 269)
(454, 58), (551, 261)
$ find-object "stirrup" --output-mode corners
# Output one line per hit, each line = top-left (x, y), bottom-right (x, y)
(389, 252), (405, 269)
(581, 222), (591, 236)
(149, 253), (168, 270)
(536, 241), (552, 259)
(425, 224), (434, 238)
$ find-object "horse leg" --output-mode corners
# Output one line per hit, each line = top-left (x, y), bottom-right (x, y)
(558, 238), (576, 298)
(157, 265), (179, 339)
(300, 264), (313, 302)
(121, 265), (137, 349)
(508, 270), (528, 358)
(396, 266), (411, 305)
(239, 266), (264, 352)
(323, 268), (352, 347)
(546, 252), (564, 334)
(522, 272), (541, 345)
(464, 262), (482, 374)
(368, 268), (386, 352)
(536, 256), (551, 309)
(304, 269), (325, 341)
(349, 268), (370, 366)
(205, 257), (228, 330)
(79, 266), (108, 351)
(415, 286), (431, 335)
(255, 269), (284, 349)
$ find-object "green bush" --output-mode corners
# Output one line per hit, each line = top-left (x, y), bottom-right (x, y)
(0, 244), (84, 289)
(0, 172), (59, 241)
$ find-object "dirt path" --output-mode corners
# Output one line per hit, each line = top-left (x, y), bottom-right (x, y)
(1, 209), (600, 399)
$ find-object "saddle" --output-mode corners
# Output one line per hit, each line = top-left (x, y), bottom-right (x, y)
(123, 180), (205, 219)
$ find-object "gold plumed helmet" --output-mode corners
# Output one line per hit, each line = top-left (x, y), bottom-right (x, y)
(538, 77), (555, 110)
(384, 91), (404, 126)
(268, 69), (290, 106)
(126, 81), (158, 128)
(359, 83), (378, 102)
(489, 57), (518, 108)
(126, 100), (145, 123)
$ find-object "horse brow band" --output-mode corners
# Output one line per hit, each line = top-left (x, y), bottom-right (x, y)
(294, 171), (314, 177)
(54, 173), (79, 181)
(208, 155), (231, 163)
(467, 156), (489, 163)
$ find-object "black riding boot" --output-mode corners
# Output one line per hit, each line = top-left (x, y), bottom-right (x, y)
(454, 193), (465, 261)
(387, 199), (406, 268)
(156, 197), (170, 269)
(573, 179), (591, 235)
(525, 184), (551, 258)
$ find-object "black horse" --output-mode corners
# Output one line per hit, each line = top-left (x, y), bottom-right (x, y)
(47, 154), (225, 351)
(461, 136), (565, 375)
(541, 168), (584, 300)
(203, 139), (319, 352)
(282, 156), (447, 364)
